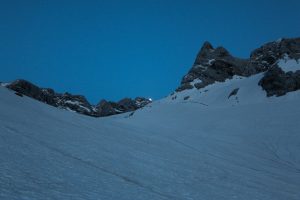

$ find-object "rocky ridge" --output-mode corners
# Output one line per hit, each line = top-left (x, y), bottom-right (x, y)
(176, 37), (300, 97)
(1, 80), (151, 117)
(2, 37), (300, 117)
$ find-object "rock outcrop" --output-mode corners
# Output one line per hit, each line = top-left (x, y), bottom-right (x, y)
(250, 38), (300, 70)
(4, 79), (151, 117)
(7, 79), (57, 105)
(176, 42), (258, 92)
(176, 37), (300, 96)
(259, 66), (300, 97)
(95, 97), (151, 117)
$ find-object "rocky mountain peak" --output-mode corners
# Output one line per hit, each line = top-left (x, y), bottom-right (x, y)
(176, 37), (300, 96)
(194, 41), (214, 60)
(202, 41), (214, 50)
(194, 42), (231, 66)
(177, 41), (253, 92)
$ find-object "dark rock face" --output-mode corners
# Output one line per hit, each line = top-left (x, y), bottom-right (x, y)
(177, 37), (300, 97)
(95, 100), (118, 116)
(4, 80), (151, 117)
(254, 38), (300, 96)
(250, 38), (300, 70)
(228, 88), (239, 99)
(177, 42), (258, 91)
(183, 96), (190, 100)
(134, 97), (152, 108)
(14, 92), (24, 97)
(176, 83), (194, 92)
(7, 80), (57, 106)
(55, 93), (95, 116)
(118, 98), (137, 111)
(95, 97), (151, 117)
(259, 66), (300, 97)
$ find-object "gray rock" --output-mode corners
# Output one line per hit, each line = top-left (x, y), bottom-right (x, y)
(134, 97), (152, 108)
(250, 38), (300, 70)
(183, 96), (190, 100)
(259, 66), (300, 97)
(118, 98), (138, 111)
(176, 37), (300, 94)
(95, 100), (117, 116)
(7, 79), (57, 106)
(116, 97), (151, 113)
(228, 88), (239, 99)
(5, 79), (151, 117)
(94, 97), (151, 117)
(14, 92), (24, 97)
(178, 42), (258, 91)
(55, 92), (95, 116)
(176, 83), (193, 92)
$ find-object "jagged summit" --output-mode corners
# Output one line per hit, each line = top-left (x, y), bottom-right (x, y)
(194, 41), (214, 62)
(201, 41), (214, 50)
(2, 79), (151, 117)
(177, 42), (255, 92)
(194, 42), (231, 66)
(176, 37), (300, 96)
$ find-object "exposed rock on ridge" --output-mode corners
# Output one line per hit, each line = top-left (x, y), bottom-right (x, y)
(177, 41), (258, 92)
(176, 37), (300, 96)
(4, 79), (151, 117)
(259, 66), (300, 97)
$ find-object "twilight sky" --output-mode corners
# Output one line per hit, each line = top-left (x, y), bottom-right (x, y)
(1, 0), (300, 104)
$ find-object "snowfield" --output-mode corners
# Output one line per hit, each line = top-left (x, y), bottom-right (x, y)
(1, 75), (300, 200)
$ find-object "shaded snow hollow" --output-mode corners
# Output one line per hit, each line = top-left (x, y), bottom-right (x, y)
(0, 74), (300, 200)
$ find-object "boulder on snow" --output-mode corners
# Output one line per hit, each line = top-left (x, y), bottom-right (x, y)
(228, 88), (239, 99)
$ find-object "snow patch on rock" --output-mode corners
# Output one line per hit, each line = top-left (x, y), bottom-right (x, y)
(277, 55), (300, 73)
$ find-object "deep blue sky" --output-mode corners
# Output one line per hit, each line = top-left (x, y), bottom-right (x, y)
(1, 0), (300, 104)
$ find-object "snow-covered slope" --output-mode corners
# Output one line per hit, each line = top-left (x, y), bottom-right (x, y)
(1, 73), (300, 200)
